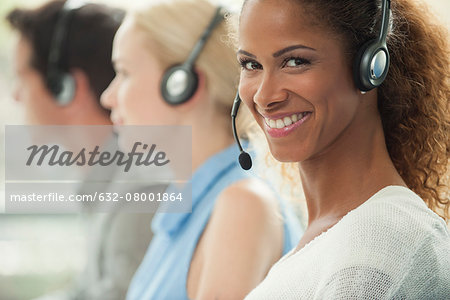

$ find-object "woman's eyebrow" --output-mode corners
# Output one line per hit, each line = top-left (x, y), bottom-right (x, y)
(237, 45), (316, 59)
(273, 45), (316, 57)
(236, 49), (256, 58)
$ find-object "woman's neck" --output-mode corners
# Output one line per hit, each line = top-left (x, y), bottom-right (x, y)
(298, 109), (405, 226)
(190, 110), (235, 172)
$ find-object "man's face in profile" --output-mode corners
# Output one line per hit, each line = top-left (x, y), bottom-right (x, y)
(12, 36), (65, 125)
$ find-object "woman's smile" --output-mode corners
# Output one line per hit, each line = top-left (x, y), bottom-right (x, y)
(262, 111), (313, 138)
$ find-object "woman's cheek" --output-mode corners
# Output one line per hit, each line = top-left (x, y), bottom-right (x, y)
(116, 82), (132, 123)
(238, 77), (255, 110)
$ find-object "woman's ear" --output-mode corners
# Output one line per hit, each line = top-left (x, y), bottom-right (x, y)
(179, 68), (207, 109)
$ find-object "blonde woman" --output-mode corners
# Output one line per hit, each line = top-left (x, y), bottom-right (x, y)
(100, 0), (303, 299)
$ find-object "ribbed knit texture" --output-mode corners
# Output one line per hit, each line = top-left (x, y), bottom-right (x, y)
(245, 186), (450, 299)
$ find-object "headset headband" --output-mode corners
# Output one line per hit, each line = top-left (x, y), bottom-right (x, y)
(378, 0), (390, 44)
(160, 6), (225, 105)
(47, 0), (85, 75)
(184, 6), (224, 68)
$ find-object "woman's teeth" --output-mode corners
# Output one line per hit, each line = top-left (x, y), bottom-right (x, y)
(265, 112), (309, 129)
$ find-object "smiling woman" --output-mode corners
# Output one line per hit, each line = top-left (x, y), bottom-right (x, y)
(237, 0), (449, 298)
(238, 2), (375, 164)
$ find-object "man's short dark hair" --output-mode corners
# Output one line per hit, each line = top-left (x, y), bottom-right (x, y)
(7, 0), (124, 102)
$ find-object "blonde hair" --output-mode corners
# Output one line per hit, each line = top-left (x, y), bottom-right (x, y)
(129, 0), (252, 134)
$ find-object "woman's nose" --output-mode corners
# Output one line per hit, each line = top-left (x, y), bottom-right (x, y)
(253, 72), (287, 110)
(100, 79), (117, 109)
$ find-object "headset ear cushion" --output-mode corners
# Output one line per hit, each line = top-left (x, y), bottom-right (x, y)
(353, 39), (377, 92)
(353, 39), (390, 92)
(160, 65), (198, 105)
(47, 71), (75, 105)
(56, 73), (76, 105)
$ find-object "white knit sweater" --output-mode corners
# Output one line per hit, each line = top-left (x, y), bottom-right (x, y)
(245, 186), (450, 299)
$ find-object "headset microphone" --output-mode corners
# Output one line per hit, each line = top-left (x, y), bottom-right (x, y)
(231, 92), (252, 170)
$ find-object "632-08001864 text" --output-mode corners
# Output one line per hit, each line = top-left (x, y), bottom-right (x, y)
(9, 192), (184, 202)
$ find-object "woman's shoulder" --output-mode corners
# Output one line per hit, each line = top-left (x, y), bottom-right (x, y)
(188, 178), (287, 298)
(314, 186), (449, 298)
(328, 185), (449, 275)
(213, 177), (283, 228)
(202, 177), (286, 258)
(347, 185), (448, 241)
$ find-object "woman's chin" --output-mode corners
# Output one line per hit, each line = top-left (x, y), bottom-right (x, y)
(268, 145), (305, 163)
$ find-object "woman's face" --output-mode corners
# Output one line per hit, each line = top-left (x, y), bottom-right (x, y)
(101, 19), (179, 126)
(238, 0), (362, 162)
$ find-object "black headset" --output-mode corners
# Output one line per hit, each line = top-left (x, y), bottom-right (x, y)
(353, 0), (391, 92)
(46, 0), (84, 105)
(231, 92), (252, 170)
(232, 0), (392, 170)
(160, 6), (225, 106)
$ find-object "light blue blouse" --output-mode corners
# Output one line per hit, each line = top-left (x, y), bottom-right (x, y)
(126, 144), (303, 300)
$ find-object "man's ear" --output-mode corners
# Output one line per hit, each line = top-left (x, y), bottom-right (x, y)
(68, 68), (95, 108)
(61, 68), (111, 125)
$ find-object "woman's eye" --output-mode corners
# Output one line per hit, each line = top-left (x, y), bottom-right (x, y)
(284, 57), (310, 67)
(115, 69), (128, 77)
(113, 64), (128, 77)
(239, 59), (262, 71)
(246, 61), (259, 70)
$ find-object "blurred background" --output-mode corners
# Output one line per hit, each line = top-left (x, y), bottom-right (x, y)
(0, 0), (448, 299)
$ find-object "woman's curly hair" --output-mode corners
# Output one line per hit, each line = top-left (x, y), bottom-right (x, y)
(275, 0), (450, 221)
(380, 0), (449, 221)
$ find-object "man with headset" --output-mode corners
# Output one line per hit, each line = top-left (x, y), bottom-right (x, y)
(7, 1), (156, 299)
